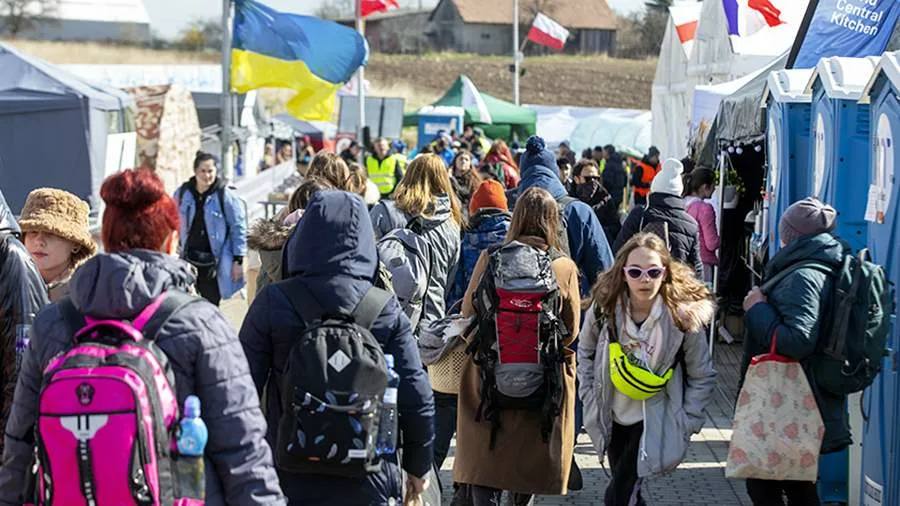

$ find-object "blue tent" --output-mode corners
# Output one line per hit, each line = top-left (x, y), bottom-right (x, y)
(762, 68), (814, 256)
(806, 56), (879, 253)
(0, 42), (134, 212)
(858, 50), (900, 506)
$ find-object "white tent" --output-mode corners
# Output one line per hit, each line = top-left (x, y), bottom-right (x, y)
(653, 0), (808, 160)
(651, 2), (702, 162)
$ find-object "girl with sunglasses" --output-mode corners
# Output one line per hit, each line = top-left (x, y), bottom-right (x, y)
(577, 232), (717, 506)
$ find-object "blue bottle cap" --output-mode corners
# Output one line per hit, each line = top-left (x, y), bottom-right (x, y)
(185, 395), (201, 418)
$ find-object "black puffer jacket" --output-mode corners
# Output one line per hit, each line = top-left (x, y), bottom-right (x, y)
(0, 190), (48, 456)
(614, 193), (703, 278)
(0, 250), (285, 505)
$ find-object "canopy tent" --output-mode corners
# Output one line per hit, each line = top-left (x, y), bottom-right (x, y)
(651, 2), (702, 161)
(653, 0), (807, 160)
(0, 43), (134, 212)
(697, 55), (787, 167)
(528, 104), (651, 156)
(404, 75), (536, 141)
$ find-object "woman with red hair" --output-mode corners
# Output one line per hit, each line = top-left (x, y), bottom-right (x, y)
(479, 139), (521, 189)
(0, 169), (286, 505)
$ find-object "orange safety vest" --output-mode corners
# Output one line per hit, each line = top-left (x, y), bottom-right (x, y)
(631, 159), (661, 199)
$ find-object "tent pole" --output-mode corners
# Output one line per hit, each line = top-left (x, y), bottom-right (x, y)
(221, 0), (234, 180)
(709, 149), (726, 356)
(356, 1), (366, 165)
(513, 0), (520, 106)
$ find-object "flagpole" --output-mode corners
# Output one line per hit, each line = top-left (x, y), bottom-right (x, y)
(221, 0), (234, 179)
(512, 0), (520, 106)
(356, 0), (366, 165)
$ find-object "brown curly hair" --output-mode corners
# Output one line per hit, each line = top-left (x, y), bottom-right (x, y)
(589, 232), (712, 332)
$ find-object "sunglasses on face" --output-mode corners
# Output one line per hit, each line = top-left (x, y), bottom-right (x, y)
(623, 266), (666, 280)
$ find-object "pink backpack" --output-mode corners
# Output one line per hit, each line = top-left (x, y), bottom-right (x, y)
(28, 291), (202, 506)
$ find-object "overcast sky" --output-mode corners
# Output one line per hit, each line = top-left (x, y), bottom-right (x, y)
(147, 0), (644, 38)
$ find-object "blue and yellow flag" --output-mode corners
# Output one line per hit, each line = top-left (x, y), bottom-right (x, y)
(231, 0), (368, 121)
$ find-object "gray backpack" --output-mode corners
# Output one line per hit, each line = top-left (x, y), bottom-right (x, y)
(469, 241), (568, 448)
(376, 217), (433, 331)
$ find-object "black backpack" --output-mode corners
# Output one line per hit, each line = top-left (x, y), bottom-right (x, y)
(761, 249), (894, 395)
(273, 281), (393, 477)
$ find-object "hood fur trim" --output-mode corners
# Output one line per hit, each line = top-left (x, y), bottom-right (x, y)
(673, 297), (716, 334)
(248, 216), (294, 251)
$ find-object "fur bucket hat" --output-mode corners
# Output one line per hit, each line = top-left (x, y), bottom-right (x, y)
(18, 188), (97, 265)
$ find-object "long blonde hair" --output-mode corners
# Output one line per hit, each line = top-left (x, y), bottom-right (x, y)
(590, 233), (711, 331)
(506, 187), (560, 250)
(393, 154), (463, 226)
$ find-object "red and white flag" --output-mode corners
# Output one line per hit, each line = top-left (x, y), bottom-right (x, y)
(527, 12), (570, 51)
(360, 0), (398, 18)
(669, 3), (701, 58)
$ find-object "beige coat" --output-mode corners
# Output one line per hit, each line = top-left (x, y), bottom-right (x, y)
(453, 236), (581, 495)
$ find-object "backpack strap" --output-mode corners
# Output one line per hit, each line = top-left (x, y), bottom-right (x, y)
(759, 260), (833, 295)
(58, 291), (200, 343)
(276, 278), (326, 323)
(138, 291), (201, 341)
(350, 287), (392, 330)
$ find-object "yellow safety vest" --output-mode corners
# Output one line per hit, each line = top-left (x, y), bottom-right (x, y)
(366, 155), (402, 196)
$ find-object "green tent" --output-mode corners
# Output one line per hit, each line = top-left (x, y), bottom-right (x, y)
(404, 75), (536, 142)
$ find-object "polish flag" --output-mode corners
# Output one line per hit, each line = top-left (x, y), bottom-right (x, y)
(527, 13), (570, 51)
(360, 0), (398, 18)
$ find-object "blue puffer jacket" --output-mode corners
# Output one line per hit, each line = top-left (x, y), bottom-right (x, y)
(175, 178), (248, 299)
(0, 251), (285, 505)
(239, 191), (435, 505)
(446, 208), (510, 310)
(515, 137), (614, 290)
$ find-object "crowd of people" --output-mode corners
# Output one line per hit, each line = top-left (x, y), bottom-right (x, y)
(0, 127), (865, 506)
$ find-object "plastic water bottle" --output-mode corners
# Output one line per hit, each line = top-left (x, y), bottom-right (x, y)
(176, 395), (208, 499)
(376, 355), (400, 456)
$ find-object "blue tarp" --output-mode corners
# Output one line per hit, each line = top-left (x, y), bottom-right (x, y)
(0, 42), (133, 212)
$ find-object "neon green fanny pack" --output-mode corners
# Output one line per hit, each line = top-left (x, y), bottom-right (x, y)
(609, 342), (674, 401)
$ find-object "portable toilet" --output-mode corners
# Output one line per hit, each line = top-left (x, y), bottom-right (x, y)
(806, 56), (879, 253)
(762, 68), (814, 257)
(858, 51), (900, 506)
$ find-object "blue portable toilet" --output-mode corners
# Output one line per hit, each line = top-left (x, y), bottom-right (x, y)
(762, 68), (814, 257)
(858, 51), (900, 506)
(806, 56), (879, 253)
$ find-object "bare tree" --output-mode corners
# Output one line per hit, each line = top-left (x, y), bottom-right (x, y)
(315, 0), (354, 20)
(177, 18), (223, 51)
(0, 0), (57, 38)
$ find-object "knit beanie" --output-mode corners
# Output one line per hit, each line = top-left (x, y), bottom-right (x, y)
(18, 188), (97, 265)
(779, 197), (837, 246)
(650, 158), (684, 196)
(469, 179), (508, 215)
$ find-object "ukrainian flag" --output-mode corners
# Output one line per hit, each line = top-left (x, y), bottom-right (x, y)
(231, 0), (368, 121)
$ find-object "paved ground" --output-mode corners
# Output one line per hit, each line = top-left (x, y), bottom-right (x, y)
(222, 292), (752, 505)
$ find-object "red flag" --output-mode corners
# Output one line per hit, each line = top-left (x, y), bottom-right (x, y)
(361, 0), (398, 18)
(747, 0), (784, 27)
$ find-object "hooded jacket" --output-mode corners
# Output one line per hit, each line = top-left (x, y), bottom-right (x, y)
(0, 190), (48, 457)
(516, 140), (614, 289)
(578, 297), (716, 478)
(247, 213), (295, 295)
(446, 208), (511, 309)
(0, 250), (285, 505)
(614, 192), (704, 279)
(369, 196), (461, 328)
(175, 177), (248, 299)
(240, 191), (435, 505)
(742, 232), (850, 453)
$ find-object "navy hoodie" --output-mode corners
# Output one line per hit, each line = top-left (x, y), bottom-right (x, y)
(516, 137), (614, 289)
(239, 190), (435, 505)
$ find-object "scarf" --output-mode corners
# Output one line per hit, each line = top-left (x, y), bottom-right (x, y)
(615, 295), (667, 374)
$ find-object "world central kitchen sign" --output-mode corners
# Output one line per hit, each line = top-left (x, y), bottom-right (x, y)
(790, 0), (900, 68)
